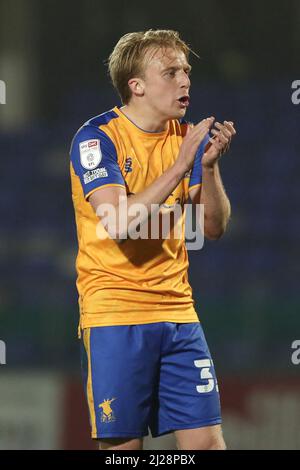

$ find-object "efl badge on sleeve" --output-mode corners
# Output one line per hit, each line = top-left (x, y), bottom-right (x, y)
(79, 139), (102, 170)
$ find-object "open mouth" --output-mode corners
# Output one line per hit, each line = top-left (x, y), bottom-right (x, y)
(178, 96), (190, 107)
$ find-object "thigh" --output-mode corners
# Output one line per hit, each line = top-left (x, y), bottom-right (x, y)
(80, 324), (162, 439)
(150, 322), (222, 438)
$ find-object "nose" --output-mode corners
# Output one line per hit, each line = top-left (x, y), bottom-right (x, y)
(180, 70), (190, 89)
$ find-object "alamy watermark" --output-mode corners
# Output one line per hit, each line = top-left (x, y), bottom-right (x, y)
(0, 80), (6, 104)
(291, 340), (300, 365)
(0, 340), (6, 365)
(291, 80), (300, 105)
(95, 200), (205, 250)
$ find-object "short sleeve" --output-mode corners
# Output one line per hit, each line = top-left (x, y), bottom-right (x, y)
(188, 133), (210, 191)
(70, 125), (125, 199)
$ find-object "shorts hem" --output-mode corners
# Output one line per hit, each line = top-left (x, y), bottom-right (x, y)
(91, 431), (149, 439)
(151, 418), (222, 438)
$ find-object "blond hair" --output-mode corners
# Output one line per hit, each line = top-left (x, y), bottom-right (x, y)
(108, 29), (191, 104)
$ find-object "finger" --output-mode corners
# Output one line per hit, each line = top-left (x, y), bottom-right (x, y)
(209, 135), (230, 156)
(214, 122), (232, 138)
(209, 136), (223, 151)
(223, 142), (230, 154)
(220, 138), (231, 155)
(211, 129), (229, 145)
(185, 117), (215, 149)
(223, 121), (236, 135)
(189, 122), (212, 144)
(193, 117), (215, 139)
(189, 126), (213, 155)
(194, 127), (211, 145)
(184, 121), (207, 141)
(195, 116), (215, 129)
(224, 121), (236, 135)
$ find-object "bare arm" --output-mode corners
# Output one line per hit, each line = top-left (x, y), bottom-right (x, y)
(201, 163), (231, 240)
(90, 117), (215, 242)
(189, 120), (236, 240)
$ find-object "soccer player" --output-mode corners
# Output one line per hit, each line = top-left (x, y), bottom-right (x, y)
(70, 29), (236, 450)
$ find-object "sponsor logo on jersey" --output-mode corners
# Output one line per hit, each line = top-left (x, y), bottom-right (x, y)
(83, 167), (108, 184)
(125, 157), (133, 173)
(79, 139), (102, 170)
(88, 140), (98, 148)
(99, 397), (116, 423)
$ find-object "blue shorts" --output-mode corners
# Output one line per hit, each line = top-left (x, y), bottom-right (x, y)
(80, 322), (222, 439)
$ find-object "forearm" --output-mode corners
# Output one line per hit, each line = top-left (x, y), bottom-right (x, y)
(110, 162), (186, 241)
(127, 161), (184, 211)
(200, 163), (231, 239)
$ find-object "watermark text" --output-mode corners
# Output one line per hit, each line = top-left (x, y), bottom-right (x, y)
(291, 340), (300, 365)
(0, 80), (6, 104)
(0, 340), (6, 365)
(95, 199), (205, 250)
(291, 80), (300, 105)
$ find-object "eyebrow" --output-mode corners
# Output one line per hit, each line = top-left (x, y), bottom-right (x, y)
(161, 64), (192, 73)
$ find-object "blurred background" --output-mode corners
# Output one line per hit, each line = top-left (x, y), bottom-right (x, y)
(0, 0), (299, 450)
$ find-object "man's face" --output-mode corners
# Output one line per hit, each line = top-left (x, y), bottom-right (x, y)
(140, 47), (191, 120)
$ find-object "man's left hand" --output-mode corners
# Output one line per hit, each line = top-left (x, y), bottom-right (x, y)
(202, 121), (236, 169)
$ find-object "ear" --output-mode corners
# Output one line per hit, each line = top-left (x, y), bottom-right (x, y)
(128, 78), (144, 97)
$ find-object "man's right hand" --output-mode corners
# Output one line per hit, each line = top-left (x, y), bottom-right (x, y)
(175, 117), (215, 174)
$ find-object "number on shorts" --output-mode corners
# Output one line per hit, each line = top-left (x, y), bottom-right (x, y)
(194, 358), (218, 393)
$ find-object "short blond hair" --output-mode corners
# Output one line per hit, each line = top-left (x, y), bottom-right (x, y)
(108, 29), (191, 104)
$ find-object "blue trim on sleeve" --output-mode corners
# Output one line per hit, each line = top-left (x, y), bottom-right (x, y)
(85, 109), (119, 128)
(70, 112), (125, 197)
(189, 133), (210, 188)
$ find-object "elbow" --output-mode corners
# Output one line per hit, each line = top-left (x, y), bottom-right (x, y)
(205, 228), (225, 241)
(204, 221), (228, 241)
(103, 225), (127, 244)
(114, 236), (127, 245)
(204, 209), (231, 241)
(108, 231), (128, 245)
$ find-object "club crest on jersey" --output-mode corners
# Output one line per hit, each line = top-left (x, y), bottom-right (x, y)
(79, 139), (102, 170)
(99, 397), (116, 423)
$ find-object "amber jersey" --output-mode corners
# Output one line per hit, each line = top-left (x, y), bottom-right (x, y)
(70, 106), (208, 329)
